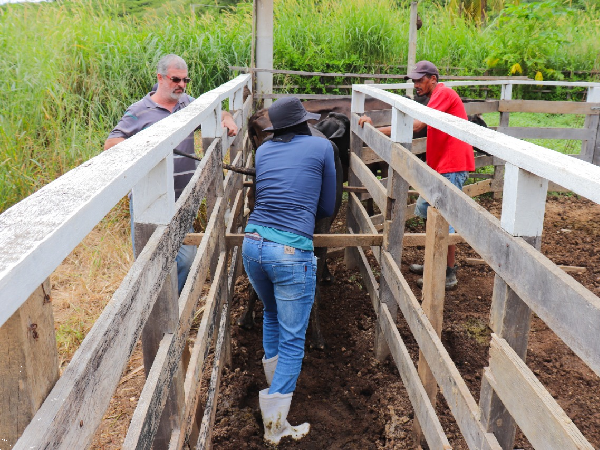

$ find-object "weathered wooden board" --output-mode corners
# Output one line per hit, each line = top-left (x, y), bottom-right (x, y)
(353, 84), (600, 204)
(499, 127), (594, 141)
(176, 252), (228, 449)
(347, 236), (379, 314)
(13, 142), (222, 449)
(123, 196), (225, 450)
(463, 179), (492, 197)
(350, 154), (388, 215)
(258, 93), (353, 100)
(387, 144), (600, 375)
(184, 233), (383, 248)
(403, 233), (465, 247)
(381, 251), (501, 450)
(378, 304), (452, 450)
(498, 100), (600, 115)
(464, 101), (499, 115)
(486, 335), (593, 450)
(0, 279), (59, 449)
(348, 193), (381, 263)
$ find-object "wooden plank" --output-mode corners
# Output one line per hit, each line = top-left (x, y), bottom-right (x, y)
(176, 252), (228, 449)
(257, 93), (352, 100)
(361, 147), (385, 165)
(351, 152), (389, 214)
(403, 233), (464, 247)
(184, 233), (383, 248)
(353, 84), (600, 204)
(475, 155), (495, 168)
(347, 237), (379, 314)
(351, 115), (393, 163)
(223, 152), (243, 209)
(379, 304), (452, 450)
(463, 179), (492, 197)
(464, 101), (499, 115)
(499, 127), (594, 141)
(196, 282), (230, 450)
(123, 198), (226, 450)
(0, 279), (59, 449)
(467, 258), (586, 274)
(364, 109), (391, 128)
(413, 208), (449, 447)
(348, 193), (381, 263)
(412, 137), (427, 155)
(486, 335), (593, 450)
(381, 251), (501, 450)
(498, 100), (600, 115)
(13, 138), (222, 450)
(388, 143), (600, 376)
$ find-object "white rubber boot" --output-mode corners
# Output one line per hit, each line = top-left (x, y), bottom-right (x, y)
(262, 355), (278, 387)
(259, 388), (310, 445)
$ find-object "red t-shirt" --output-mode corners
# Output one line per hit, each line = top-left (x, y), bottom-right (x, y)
(425, 83), (475, 174)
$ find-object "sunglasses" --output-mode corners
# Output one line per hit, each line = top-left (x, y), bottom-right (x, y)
(165, 75), (191, 84)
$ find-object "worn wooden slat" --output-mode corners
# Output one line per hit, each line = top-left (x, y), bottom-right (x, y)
(196, 278), (230, 450)
(348, 192), (381, 263)
(176, 252), (228, 449)
(463, 179), (493, 197)
(123, 196), (226, 450)
(381, 251), (501, 450)
(499, 127), (594, 140)
(13, 139), (221, 450)
(498, 100), (600, 115)
(387, 145), (600, 375)
(475, 155), (495, 168)
(464, 101), (499, 115)
(0, 279), (59, 449)
(403, 233), (464, 247)
(350, 153), (388, 214)
(379, 304), (452, 450)
(184, 233), (383, 248)
(223, 152), (243, 209)
(347, 235), (379, 314)
(351, 116), (393, 163)
(486, 335), (594, 450)
(413, 209), (449, 447)
(257, 93), (352, 100)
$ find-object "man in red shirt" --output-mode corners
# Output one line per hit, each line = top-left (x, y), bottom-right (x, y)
(359, 60), (474, 289)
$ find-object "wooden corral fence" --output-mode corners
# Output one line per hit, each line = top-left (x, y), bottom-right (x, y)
(0, 74), (256, 450)
(342, 80), (600, 449)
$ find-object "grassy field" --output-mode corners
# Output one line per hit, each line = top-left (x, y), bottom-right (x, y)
(0, 0), (599, 212)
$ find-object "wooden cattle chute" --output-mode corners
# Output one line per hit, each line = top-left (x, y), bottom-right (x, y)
(0, 74), (258, 450)
(344, 80), (600, 449)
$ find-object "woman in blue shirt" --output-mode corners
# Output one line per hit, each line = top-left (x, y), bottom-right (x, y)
(242, 97), (336, 445)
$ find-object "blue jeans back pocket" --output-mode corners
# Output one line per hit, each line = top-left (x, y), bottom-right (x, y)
(272, 263), (308, 301)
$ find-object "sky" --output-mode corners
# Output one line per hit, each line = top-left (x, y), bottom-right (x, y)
(0, 0), (51, 5)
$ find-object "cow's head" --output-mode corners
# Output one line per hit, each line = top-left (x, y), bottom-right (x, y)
(314, 112), (351, 182)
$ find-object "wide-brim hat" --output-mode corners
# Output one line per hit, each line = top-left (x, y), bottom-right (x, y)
(405, 60), (439, 80)
(264, 97), (321, 131)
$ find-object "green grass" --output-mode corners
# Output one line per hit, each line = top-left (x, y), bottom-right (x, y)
(1, 0), (599, 212)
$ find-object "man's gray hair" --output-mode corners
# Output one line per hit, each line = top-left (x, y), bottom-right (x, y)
(157, 54), (187, 75)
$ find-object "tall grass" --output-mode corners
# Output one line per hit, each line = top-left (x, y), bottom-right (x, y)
(1, 0), (599, 212)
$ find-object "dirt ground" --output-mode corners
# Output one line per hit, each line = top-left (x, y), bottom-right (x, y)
(80, 193), (600, 449)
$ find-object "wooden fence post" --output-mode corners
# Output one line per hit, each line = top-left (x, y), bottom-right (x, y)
(412, 207), (449, 448)
(345, 90), (365, 270)
(492, 83), (512, 198)
(255, 0), (274, 108)
(581, 86), (600, 165)
(479, 162), (548, 449)
(0, 279), (59, 449)
(375, 108), (411, 361)
(132, 154), (185, 450)
(405, 1), (418, 99)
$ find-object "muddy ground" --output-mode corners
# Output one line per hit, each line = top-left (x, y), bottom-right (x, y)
(89, 193), (600, 449)
(208, 193), (600, 449)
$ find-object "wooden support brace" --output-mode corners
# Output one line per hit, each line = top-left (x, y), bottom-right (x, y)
(413, 208), (449, 448)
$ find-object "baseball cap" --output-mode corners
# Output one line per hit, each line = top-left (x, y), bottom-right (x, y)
(405, 60), (440, 80)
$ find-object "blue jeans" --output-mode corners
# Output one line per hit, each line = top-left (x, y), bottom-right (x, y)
(242, 235), (317, 395)
(414, 171), (468, 234)
(129, 198), (197, 294)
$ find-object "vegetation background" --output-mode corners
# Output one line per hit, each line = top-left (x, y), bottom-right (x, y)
(1, 0), (599, 212)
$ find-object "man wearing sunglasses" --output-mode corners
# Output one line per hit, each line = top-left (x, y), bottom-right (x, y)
(104, 53), (238, 294)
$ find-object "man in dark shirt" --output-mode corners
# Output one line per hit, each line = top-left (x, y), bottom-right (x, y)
(242, 97), (336, 445)
(104, 54), (238, 293)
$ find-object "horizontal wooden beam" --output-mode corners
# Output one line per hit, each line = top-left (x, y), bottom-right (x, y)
(499, 100), (600, 115)
(257, 93), (352, 100)
(464, 101), (499, 115)
(486, 335), (593, 449)
(466, 258), (587, 274)
(499, 126), (594, 141)
(184, 233), (383, 247)
(350, 153), (388, 215)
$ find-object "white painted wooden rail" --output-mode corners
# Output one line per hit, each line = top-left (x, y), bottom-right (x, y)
(0, 74), (252, 329)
